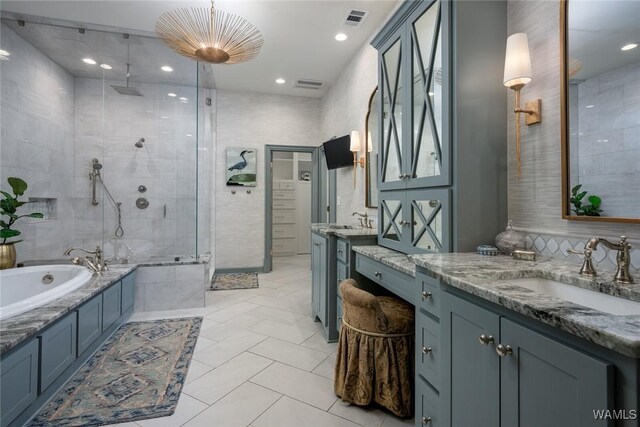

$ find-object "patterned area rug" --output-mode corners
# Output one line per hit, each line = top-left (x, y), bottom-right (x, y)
(210, 272), (259, 291)
(29, 317), (202, 427)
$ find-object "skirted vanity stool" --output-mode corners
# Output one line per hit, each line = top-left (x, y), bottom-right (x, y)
(334, 279), (415, 418)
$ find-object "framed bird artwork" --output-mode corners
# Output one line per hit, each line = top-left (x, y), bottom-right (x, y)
(226, 147), (257, 186)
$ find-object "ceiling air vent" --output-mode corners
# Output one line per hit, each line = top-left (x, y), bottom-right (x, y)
(344, 10), (368, 27)
(293, 79), (325, 90)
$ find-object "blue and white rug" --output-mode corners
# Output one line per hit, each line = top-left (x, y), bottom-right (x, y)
(29, 317), (202, 426)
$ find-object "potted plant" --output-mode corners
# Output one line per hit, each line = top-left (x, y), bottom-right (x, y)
(0, 177), (43, 269)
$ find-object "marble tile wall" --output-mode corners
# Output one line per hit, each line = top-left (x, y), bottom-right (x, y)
(214, 90), (321, 270)
(570, 62), (640, 218)
(320, 43), (379, 226)
(0, 23), (76, 262)
(506, 0), (640, 258)
(135, 263), (207, 311)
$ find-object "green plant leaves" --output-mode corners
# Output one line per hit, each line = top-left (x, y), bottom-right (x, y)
(0, 229), (20, 238)
(569, 185), (603, 216)
(8, 177), (27, 196)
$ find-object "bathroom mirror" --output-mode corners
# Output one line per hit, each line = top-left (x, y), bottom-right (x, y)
(365, 87), (379, 208)
(561, 0), (640, 223)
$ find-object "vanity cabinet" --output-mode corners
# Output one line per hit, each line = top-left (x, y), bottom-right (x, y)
(0, 340), (38, 427)
(77, 294), (103, 355)
(372, 0), (507, 254)
(442, 291), (615, 427)
(311, 233), (328, 327)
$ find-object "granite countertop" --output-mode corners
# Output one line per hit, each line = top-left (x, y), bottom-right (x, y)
(352, 245), (416, 277)
(408, 253), (640, 357)
(311, 224), (378, 239)
(0, 266), (136, 356)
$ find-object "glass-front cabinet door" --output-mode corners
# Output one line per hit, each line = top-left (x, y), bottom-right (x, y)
(379, 33), (405, 191)
(407, 188), (450, 253)
(409, 0), (449, 187)
(378, 192), (406, 252)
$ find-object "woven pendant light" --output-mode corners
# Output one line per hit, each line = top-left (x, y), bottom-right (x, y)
(155, 1), (263, 64)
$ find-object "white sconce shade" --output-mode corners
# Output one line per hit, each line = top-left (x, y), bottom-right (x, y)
(367, 131), (373, 152)
(350, 131), (361, 152)
(504, 33), (532, 88)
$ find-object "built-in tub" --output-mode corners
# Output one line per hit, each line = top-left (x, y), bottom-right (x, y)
(0, 265), (93, 320)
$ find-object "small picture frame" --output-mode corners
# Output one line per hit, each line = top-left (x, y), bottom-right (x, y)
(226, 147), (257, 187)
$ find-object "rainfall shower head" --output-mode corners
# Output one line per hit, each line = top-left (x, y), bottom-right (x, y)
(111, 63), (143, 97)
(135, 138), (145, 148)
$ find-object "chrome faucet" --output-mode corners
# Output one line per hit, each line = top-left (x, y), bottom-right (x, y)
(352, 211), (373, 229)
(64, 246), (108, 274)
(568, 236), (634, 284)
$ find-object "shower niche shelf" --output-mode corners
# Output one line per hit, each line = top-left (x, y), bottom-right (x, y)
(27, 198), (56, 222)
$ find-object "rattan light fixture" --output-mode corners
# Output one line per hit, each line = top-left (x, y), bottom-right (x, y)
(155, 0), (263, 64)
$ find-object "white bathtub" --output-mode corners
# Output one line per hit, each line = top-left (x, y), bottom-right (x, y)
(0, 265), (93, 320)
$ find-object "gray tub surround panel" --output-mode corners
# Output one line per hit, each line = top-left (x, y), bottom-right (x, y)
(409, 253), (640, 357)
(352, 245), (416, 277)
(0, 266), (135, 356)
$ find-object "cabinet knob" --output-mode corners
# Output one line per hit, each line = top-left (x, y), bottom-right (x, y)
(478, 334), (494, 345)
(422, 346), (432, 354)
(422, 416), (432, 424)
(421, 291), (432, 300)
(399, 174), (404, 180)
(314, 242), (320, 246)
(374, 271), (382, 278)
(338, 249), (343, 254)
(496, 344), (513, 357)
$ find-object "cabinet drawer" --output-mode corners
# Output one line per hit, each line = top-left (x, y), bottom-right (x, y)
(273, 211), (295, 224)
(77, 295), (103, 355)
(416, 375), (441, 427)
(273, 238), (295, 254)
(1, 340), (39, 427)
(40, 312), (77, 393)
(121, 273), (135, 313)
(416, 272), (440, 319)
(278, 182), (295, 190)
(103, 282), (122, 330)
(355, 254), (414, 303)
(336, 239), (348, 263)
(273, 190), (295, 200)
(273, 224), (295, 238)
(417, 310), (440, 389)
(273, 200), (295, 210)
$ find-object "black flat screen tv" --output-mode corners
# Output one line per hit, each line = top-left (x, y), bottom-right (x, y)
(323, 135), (352, 170)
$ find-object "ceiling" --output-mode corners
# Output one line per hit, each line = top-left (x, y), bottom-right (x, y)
(568, 0), (640, 81)
(0, 0), (399, 97)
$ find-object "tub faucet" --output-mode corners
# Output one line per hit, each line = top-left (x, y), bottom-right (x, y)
(568, 236), (634, 284)
(64, 246), (108, 274)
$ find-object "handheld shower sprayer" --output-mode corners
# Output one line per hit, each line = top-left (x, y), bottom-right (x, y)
(135, 138), (145, 148)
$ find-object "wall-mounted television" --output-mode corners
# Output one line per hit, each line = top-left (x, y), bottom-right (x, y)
(323, 135), (352, 170)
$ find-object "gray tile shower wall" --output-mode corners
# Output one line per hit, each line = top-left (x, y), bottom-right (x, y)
(507, 1), (640, 253)
(0, 23), (76, 261)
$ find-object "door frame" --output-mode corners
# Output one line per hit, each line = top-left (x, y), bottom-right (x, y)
(264, 145), (335, 272)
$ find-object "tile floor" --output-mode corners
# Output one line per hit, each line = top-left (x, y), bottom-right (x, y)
(112, 255), (414, 427)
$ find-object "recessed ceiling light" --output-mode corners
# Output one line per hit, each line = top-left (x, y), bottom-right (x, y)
(99, 63), (112, 70)
(275, 78), (286, 85)
(335, 33), (348, 41)
(179, 97), (188, 101)
(585, 104), (595, 109)
(168, 92), (177, 97)
(83, 58), (97, 65)
(161, 65), (173, 72)
(621, 43), (638, 51)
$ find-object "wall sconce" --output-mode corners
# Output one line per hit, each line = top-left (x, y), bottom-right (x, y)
(350, 130), (364, 188)
(504, 33), (542, 177)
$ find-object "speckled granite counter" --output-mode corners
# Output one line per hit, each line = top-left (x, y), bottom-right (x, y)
(408, 253), (640, 357)
(0, 266), (136, 356)
(311, 224), (378, 239)
(351, 245), (416, 277)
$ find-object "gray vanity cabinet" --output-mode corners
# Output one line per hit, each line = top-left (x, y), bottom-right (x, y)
(0, 340), (38, 427)
(500, 318), (613, 427)
(311, 233), (328, 326)
(373, 0), (507, 254)
(442, 291), (614, 427)
(39, 312), (77, 393)
(102, 281), (122, 330)
(77, 294), (103, 355)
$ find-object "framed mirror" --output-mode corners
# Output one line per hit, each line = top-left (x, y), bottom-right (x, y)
(561, 0), (640, 223)
(365, 87), (379, 208)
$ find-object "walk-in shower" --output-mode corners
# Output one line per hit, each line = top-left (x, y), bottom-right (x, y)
(90, 159), (124, 238)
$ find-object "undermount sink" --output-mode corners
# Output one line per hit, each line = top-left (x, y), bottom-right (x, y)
(497, 277), (640, 316)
